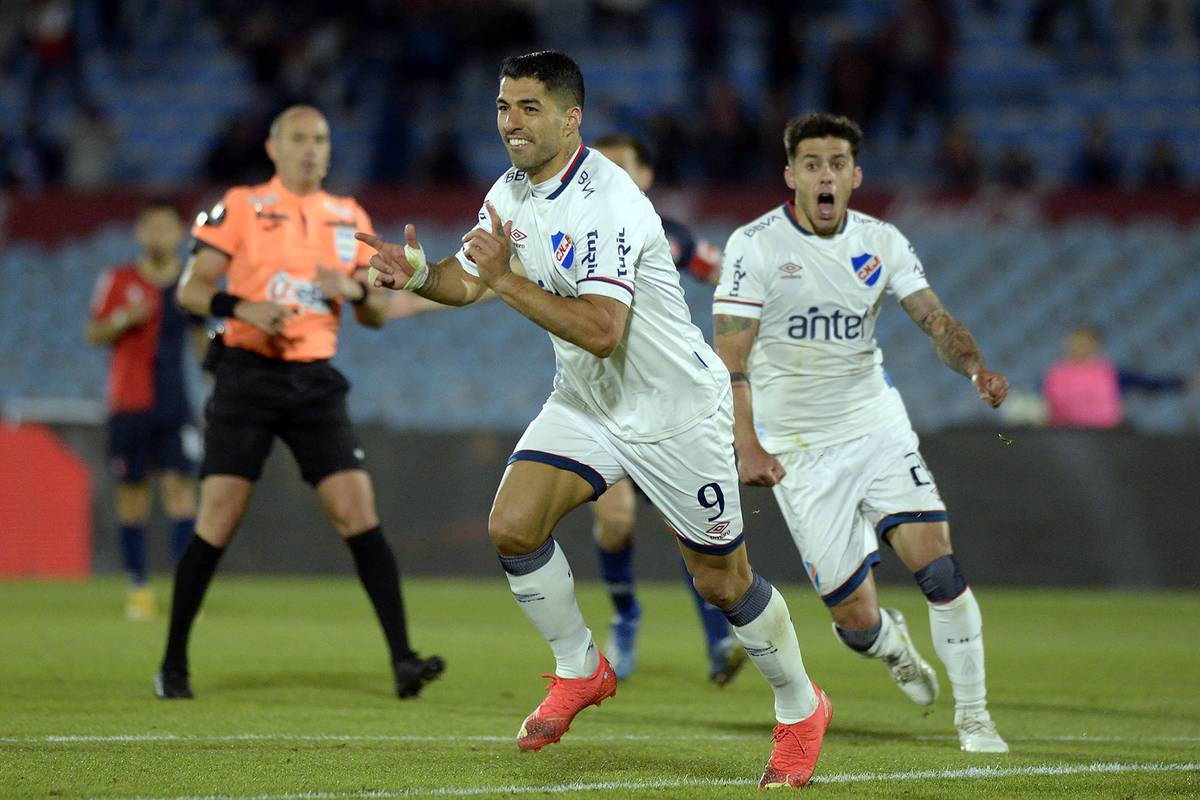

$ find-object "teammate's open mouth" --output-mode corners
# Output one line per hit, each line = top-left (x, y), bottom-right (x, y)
(816, 193), (836, 219)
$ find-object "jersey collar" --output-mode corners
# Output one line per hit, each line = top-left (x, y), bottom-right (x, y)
(533, 142), (589, 200)
(784, 200), (849, 237)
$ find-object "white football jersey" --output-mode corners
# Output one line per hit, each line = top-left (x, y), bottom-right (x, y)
(458, 144), (727, 442)
(713, 203), (929, 451)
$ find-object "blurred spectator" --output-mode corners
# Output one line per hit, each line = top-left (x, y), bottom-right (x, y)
(645, 111), (688, 186)
(0, 127), (17, 188)
(823, 28), (886, 135)
(420, 128), (469, 185)
(19, 0), (90, 120)
(685, 0), (727, 104)
(8, 114), (62, 190)
(696, 79), (759, 183)
(880, 0), (956, 142)
(1115, 0), (1198, 58)
(1028, 0), (1100, 51)
(1070, 117), (1121, 188)
(1140, 137), (1184, 189)
(64, 102), (118, 190)
(589, 0), (652, 44)
(938, 120), (983, 191)
(1043, 325), (1196, 429)
(204, 115), (271, 186)
(994, 145), (1038, 190)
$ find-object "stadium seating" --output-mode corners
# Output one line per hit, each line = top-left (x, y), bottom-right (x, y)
(2, 216), (1196, 432)
(2, 1), (1196, 187)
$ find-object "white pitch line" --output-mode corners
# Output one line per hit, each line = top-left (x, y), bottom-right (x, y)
(109, 761), (1200, 800)
(3, 732), (1200, 745)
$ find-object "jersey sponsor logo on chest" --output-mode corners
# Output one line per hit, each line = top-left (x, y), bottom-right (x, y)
(851, 252), (883, 286)
(266, 272), (332, 315)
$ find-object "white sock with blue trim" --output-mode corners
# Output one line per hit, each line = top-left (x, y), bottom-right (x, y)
(929, 588), (987, 709)
(501, 538), (598, 679)
(725, 575), (818, 723)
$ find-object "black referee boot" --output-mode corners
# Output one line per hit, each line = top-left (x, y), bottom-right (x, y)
(154, 668), (193, 699)
(393, 654), (445, 698)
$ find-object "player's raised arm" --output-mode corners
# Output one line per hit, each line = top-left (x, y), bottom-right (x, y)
(714, 314), (786, 486)
(356, 225), (489, 307)
(899, 287), (1008, 408)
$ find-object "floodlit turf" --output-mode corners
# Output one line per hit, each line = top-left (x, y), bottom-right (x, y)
(1, 576), (1197, 798)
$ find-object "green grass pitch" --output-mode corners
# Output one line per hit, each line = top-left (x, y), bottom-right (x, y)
(1, 577), (1197, 798)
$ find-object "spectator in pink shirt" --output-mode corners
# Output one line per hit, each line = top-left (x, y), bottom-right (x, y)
(1043, 326), (1193, 428)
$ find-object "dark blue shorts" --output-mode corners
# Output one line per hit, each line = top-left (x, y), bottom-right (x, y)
(108, 410), (199, 483)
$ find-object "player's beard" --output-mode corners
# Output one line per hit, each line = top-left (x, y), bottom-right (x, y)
(509, 139), (561, 178)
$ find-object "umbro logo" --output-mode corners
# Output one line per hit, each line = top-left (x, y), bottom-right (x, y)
(778, 262), (803, 280)
(510, 228), (527, 241)
(706, 520), (732, 538)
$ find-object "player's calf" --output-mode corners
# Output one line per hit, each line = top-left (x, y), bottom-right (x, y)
(833, 608), (938, 705)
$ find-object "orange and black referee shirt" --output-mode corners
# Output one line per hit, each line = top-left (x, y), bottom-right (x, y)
(191, 175), (375, 362)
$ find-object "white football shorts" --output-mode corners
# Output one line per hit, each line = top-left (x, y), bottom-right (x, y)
(770, 391), (946, 607)
(510, 390), (745, 554)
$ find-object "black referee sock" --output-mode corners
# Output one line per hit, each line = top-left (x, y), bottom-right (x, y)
(161, 535), (225, 672)
(345, 526), (414, 662)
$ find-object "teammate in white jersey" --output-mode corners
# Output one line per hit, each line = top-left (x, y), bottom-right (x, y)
(713, 112), (1010, 754)
(358, 51), (831, 788)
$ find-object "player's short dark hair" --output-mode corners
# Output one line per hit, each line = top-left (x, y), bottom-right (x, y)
(137, 197), (181, 220)
(592, 133), (653, 168)
(499, 50), (585, 111)
(784, 113), (864, 161)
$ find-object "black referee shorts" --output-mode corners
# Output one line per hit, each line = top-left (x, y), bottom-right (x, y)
(201, 347), (365, 486)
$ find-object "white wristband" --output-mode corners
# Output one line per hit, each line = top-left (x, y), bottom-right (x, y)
(401, 242), (428, 292)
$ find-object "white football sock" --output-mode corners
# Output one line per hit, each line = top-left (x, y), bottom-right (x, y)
(504, 541), (598, 679)
(731, 586), (818, 723)
(929, 587), (987, 708)
(865, 607), (905, 661)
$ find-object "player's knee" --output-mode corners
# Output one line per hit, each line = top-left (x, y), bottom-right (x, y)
(830, 598), (880, 631)
(488, 506), (544, 554)
(163, 486), (197, 519)
(691, 566), (751, 609)
(592, 511), (634, 550)
(913, 553), (967, 603)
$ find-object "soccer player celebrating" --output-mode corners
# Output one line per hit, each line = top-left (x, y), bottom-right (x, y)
(156, 105), (443, 700)
(360, 51), (831, 788)
(587, 133), (742, 685)
(86, 200), (203, 620)
(713, 112), (1009, 753)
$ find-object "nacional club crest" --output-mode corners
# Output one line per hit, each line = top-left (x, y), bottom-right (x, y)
(851, 252), (883, 286)
(550, 231), (575, 269)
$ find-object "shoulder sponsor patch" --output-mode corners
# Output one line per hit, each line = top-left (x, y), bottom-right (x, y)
(334, 225), (356, 264)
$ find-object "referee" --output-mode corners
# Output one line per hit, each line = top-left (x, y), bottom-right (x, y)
(156, 105), (443, 700)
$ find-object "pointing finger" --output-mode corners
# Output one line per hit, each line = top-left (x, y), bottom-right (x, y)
(486, 201), (504, 236)
(355, 231), (382, 250)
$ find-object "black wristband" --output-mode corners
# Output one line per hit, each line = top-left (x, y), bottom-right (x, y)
(350, 281), (369, 306)
(209, 291), (243, 318)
